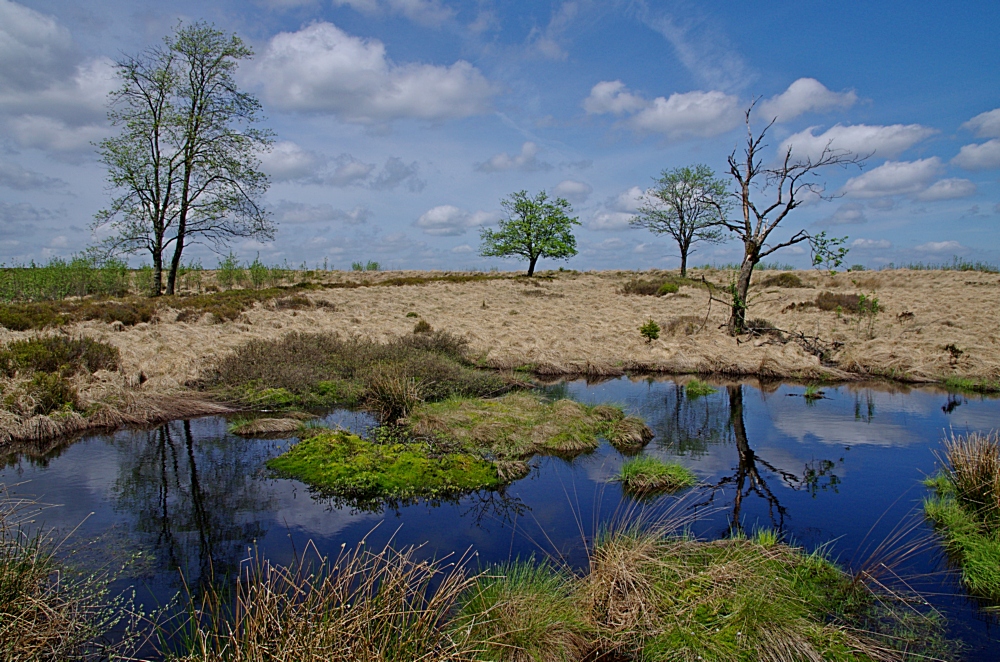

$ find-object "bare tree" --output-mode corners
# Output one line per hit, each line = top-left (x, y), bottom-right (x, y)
(630, 165), (729, 277)
(93, 22), (274, 296)
(723, 103), (866, 333)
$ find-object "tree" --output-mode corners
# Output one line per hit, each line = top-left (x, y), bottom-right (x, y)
(479, 190), (579, 276)
(630, 165), (729, 277)
(93, 23), (274, 296)
(722, 104), (865, 333)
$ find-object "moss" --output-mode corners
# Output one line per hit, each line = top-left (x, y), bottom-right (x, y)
(405, 393), (652, 459)
(617, 456), (697, 494)
(267, 430), (500, 502)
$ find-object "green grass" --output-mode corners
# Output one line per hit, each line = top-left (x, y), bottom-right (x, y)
(943, 376), (1000, 394)
(405, 392), (653, 459)
(617, 456), (697, 494)
(266, 429), (501, 503)
(684, 379), (717, 398)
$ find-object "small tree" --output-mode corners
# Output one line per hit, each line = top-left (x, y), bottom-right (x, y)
(723, 104), (865, 333)
(93, 22), (274, 296)
(479, 191), (579, 276)
(630, 165), (729, 277)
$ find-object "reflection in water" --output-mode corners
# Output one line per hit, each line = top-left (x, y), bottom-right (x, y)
(110, 420), (276, 587)
(649, 381), (733, 457)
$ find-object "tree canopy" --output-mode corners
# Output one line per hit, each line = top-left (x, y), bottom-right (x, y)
(479, 191), (579, 276)
(630, 165), (729, 277)
(92, 22), (274, 295)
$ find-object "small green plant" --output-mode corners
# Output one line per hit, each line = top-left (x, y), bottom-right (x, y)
(803, 384), (825, 402)
(351, 261), (364, 272)
(365, 260), (381, 272)
(639, 319), (660, 343)
(810, 231), (850, 273)
(217, 251), (244, 290)
(405, 312), (419, 318)
(856, 291), (881, 338)
(656, 282), (679, 296)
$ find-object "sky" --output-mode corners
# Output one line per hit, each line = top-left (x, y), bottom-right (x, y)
(1, 0), (999, 272)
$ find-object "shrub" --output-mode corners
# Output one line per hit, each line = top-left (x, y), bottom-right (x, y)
(815, 291), (861, 313)
(413, 319), (433, 334)
(656, 282), (679, 295)
(25, 372), (78, 414)
(0, 336), (120, 377)
(639, 319), (660, 343)
(759, 272), (805, 288)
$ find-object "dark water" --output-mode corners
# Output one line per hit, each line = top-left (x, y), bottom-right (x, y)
(2, 378), (999, 659)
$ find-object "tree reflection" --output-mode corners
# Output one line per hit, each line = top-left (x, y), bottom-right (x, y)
(650, 381), (733, 456)
(111, 420), (276, 588)
(691, 385), (841, 536)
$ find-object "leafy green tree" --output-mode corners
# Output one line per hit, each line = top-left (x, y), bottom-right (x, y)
(93, 23), (274, 296)
(630, 165), (729, 277)
(479, 191), (579, 277)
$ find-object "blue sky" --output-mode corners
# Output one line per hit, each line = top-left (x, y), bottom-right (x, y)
(1, 0), (998, 271)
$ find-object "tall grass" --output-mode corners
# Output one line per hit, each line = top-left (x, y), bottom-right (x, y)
(0, 257), (130, 302)
(879, 256), (999, 274)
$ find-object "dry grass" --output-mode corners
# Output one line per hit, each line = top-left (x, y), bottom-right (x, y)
(2, 268), (998, 427)
(228, 417), (302, 436)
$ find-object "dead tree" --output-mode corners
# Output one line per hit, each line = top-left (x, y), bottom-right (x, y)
(723, 103), (866, 334)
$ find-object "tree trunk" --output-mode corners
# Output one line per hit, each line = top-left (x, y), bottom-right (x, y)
(679, 248), (688, 278)
(152, 252), (163, 297)
(166, 231), (184, 295)
(727, 242), (759, 335)
(527, 255), (538, 277)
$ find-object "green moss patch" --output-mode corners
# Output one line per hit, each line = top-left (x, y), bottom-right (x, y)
(405, 393), (652, 459)
(267, 430), (501, 503)
(617, 456), (697, 494)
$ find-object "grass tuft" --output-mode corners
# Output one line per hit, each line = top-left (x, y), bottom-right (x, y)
(617, 456), (697, 494)
(684, 379), (717, 398)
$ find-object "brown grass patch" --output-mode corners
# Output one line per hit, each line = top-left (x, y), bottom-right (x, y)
(816, 291), (861, 313)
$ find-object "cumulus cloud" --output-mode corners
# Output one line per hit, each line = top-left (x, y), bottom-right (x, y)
(583, 80), (647, 115)
(759, 78), (857, 122)
(819, 202), (867, 225)
(249, 22), (494, 123)
(841, 158), (942, 198)
(593, 237), (628, 251)
(962, 108), (1000, 138)
(260, 141), (325, 182)
(273, 200), (370, 225)
(475, 142), (552, 173)
(587, 186), (643, 231)
(851, 238), (891, 250)
(451, 244), (473, 253)
(552, 179), (592, 203)
(584, 81), (740, 140)
(914, 240), (962, 253)
(0, 162), (67, 190)
(414, 205), (496, 236)
(371, 156), (425, 191)
(952, 139), (1000, 171)
(781, 123), (936, 162)
(916, 178), (977, 201)
(325, 154), (376, 186)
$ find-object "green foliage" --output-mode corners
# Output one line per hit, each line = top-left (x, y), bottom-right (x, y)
(617, 456), (697, 494)
(640, 319), (660, 343)
(0, 336), (120, 377)
(267, 430), (500, 503)
(630, 164), (730, 276)
(685, 379), (717, 398)
(943, 376), (1000, 394)
(216, 252), (245, 290)
(656, 282), (679, 295)
(0, 256), (130, 302)
(480, 190), (579, 276)
(810, 231), (850, 272)
(856, 292), (881, 338)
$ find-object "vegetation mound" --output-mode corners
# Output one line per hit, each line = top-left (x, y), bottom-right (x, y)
(405, 392), (653, 458)
(267, 429), (500, 504)
(924, 430), (1000, 602)
(617, 456), (697, 494)
(759, 272), (807, 288)
(621, 274), (696, 296)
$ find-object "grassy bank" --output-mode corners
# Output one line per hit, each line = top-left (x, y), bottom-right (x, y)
(924, 431), (1000, 603)
(617, 456), (697, 495)
(161, 525), (950, 662)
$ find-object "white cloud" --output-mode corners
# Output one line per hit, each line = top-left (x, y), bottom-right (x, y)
(583, 80), (648, 115)
(476, 142), (552, 173)
(414, 205), (495, 236)
(274, 200), (370, 225)
(952, 139), (1000, 171)
(627, 90), (741, 139)
(914, 240), (962, 253)
(250, 22), (493, 123)
(780, 123), (936, 162)
(594, 237), (627, 251)
(841, 158), (942, 198)
(325, 154), (375, 186)
(587, 186), (643, 231)
(8, 114), (107, 153)
(640, 11), (751, 92)
(370, 157), (424, 191)
(552, 179), (592, 203)
(260, 141), (325, 182)
(0, 0), (76, 94)
(820, 202), (867, 225)
(916, 178), (977, 201)
(331, 0), (454, 26)
(851, 238), (891, 250)
(961, 108), (1000, 138)
(759, 78), (857, 122)
(526, 1), (579, 60)
(0, 162), (67, 190)
(450, 244), (473, 253)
